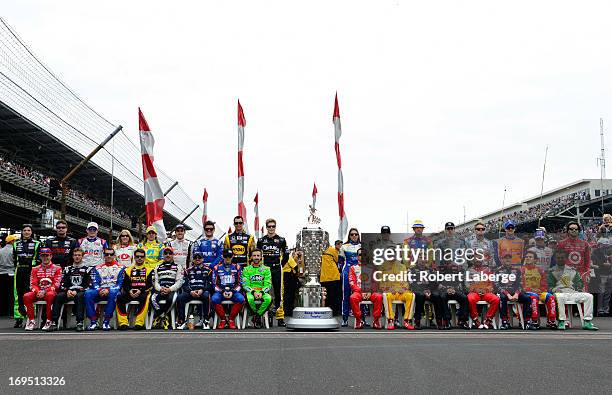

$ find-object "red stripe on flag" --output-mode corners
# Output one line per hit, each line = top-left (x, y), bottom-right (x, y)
(333, 93), (340, 119)
(238, 100), (246, 127)
(138, 108), (150, 132)
(254, 192), (259, 204)
(141, 154), (158, 179)
(145, 199), (165, 225)
(238, 151), (244, 177)
(238, 201), (247, 220)
(335, 143), (342, 168)
(312, 183), (317, 197)
(203, 188), (208, 202)
(338, 192), (345, 217)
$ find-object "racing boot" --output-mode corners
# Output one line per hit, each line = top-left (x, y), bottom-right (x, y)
(341, 316), (349, 327)
(557, 320), (566, 330)
(228, 303), (243, 329)
(413, 319), (421, 330)
(403, 319), (415, 330)
(499, 320), (510, 330)
(443, 319), (451, 330)
(458, 320), (470, 330)
(14, 318), (23, 328)
(386, 319), (395, 330)
(471, 318), (481, 330)
(582, 320), (599, 331)
(355, 318), (364, 329)
(372, 318), (382, 330)
(481, 318), (493, 329)
(546, 320), (558, 330)
(436, 319), (444, 330)
(214, 304), (227, 329)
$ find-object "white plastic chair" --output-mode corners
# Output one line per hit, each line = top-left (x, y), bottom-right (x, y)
(561, 300), (585, 328)
(500, 300), (525, 329)
(146, 295), (177, 330)
(447, 300), (459, 326)
(468, 300), (498, 329)
(382, 294), (411, 329)
(91, 301), (117, 329)
(242, 300), (270, 329)
(57, 300), (76, 329)
(33, 301), (47, 327)
(212, 300), (242, 330)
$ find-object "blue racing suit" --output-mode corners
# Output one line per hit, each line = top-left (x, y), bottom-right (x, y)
(85, 262), (125, 321)
(339, 241), (361, 319)
(192, 238), (223, 268)
(211, 262), (245, 305)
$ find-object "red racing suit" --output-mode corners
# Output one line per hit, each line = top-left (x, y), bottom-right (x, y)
(23, 263), (62, 321)
(348, 264), (383, 320)
(466, 266), (499, 319)
(557, 237), (591, 291)
(520, 264), (556, 321)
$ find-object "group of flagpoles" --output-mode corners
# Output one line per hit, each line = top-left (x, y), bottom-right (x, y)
(139, 94), (350, 241)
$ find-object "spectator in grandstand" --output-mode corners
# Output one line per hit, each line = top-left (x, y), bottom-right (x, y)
(339, 228), (361, 327)
(115, 229), (136, 266)
(527, 229), (553, 271)
(45, 219), (78, 268)
(242, 249), (272, 329)
(521, 250), (557, 330)
(410, 258), (444, 329)
(211, 248), (244, 329)
(23, 248), (61, 331)
(438, 259), (469, 329)
(176, 252), (214, 330)
(50, 248), (90, 332)
(0, 234), (17, 317)
(591, 240), (612, 316)
(380, 254), (413, 330)
(494, 220), (525, 268)
(557, 222), (592, 292)
(466, 256), (499, 329)
(150, 247), (183, 330)
(494, 252), (529, 330)
(434, 222), (467, 268)
(78, 222), (108, 267)
(320, 240), (342, 316)
(13, 224), (41, 328)
(349, 248), (383, 329)
(171, 224), (192, 271)
(116, 248), (153, 331)
(85, 247), (125, 331)
(192, 220), (223, 268)
(138, 226), (164, 270)
(465, 221), (495, 267)
(549, 249), (598, 330)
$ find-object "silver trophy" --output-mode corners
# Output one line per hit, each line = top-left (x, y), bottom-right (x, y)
(286, 206), (339, 330)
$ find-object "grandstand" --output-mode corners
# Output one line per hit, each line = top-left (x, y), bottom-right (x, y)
(457, 179), (612, 234)
(0, 18), (203, 240)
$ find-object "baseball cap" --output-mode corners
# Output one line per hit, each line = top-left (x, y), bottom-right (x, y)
(39, 248), (52, 255)
(222, 248), (233, 258)
(174, 224), (186, 230)
(162, 246), (174, 254)
(534, 229), (546, 239)
(412, 220), (425, 228)
(503, 220), (516, 229)
(445, 222), (455, 228)
(86, 222), (99, 230)
(145, 226), (158, 234)
(381, 226), (391, 234)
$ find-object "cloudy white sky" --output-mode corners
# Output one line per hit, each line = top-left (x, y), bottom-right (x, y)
(4, 1), (612, 243)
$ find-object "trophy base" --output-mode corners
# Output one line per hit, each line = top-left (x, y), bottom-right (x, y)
(285, 307), (339, 330)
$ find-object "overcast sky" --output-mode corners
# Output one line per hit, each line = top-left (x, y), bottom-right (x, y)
(4, 1), (612, 243)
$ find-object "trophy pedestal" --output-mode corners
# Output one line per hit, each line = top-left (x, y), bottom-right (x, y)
(286, 307), (339, 330)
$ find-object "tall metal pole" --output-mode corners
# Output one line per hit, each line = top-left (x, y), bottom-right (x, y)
(109, 138), (115, 241)
(498, 187), (507, 238)
(60, 125), (123, 218)
(137, 181), (179, 238)
(179, 205), (200, 225)
(599, 118), (606, 216)
(537, 145), (549, 228)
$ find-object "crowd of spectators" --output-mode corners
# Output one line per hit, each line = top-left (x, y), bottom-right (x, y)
(0, 155), (132, 222)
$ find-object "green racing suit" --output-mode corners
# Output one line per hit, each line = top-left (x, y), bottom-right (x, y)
(241, 264), (272, 316)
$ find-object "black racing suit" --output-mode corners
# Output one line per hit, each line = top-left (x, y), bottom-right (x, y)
(438, 265), (468, 323)
(45, 236), (78, 269)
(52, 264), (91, 323)
(13, 238), (40, 319)
(410, 267), (444, 324)
(257, 235), (289, 319)
(224, 232), (255, 267)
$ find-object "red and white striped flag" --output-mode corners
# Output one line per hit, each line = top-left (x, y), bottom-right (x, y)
(201, 188), (208, 227)
(138, 108), (167, 241)
(253, 192), (260, 239)
(312, 182), (318, 210)
(237, 100), (248, 231)
(333, 94), (348, 240)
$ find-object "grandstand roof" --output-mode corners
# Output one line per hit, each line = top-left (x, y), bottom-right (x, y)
(0, 18), (203, 239)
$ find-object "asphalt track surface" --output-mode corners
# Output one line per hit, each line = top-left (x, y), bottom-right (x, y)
(1, 318), (611, 394)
